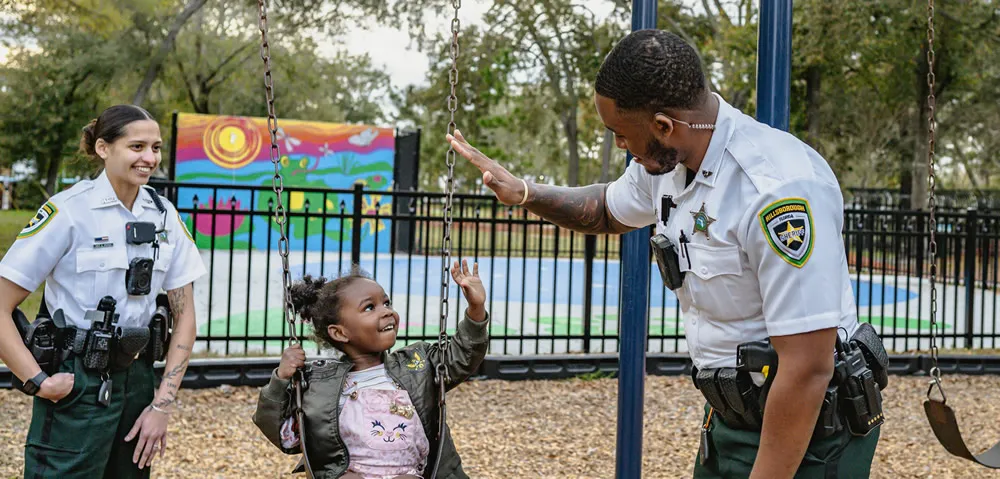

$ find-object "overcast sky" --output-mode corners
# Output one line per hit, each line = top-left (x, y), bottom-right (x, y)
(321, 0), (619, 90)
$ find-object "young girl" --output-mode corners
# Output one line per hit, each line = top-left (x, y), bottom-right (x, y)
(253, 260), (489, 479)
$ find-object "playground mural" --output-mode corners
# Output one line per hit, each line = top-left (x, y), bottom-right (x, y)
(172, 113), (395, 252)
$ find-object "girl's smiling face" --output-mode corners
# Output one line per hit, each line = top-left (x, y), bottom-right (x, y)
(328, 278), (400, 353)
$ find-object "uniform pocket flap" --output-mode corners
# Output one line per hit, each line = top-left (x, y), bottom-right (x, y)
(154, 244), (176, 271)
(76, 248), (128, 273)
(682, 243), (743, 280)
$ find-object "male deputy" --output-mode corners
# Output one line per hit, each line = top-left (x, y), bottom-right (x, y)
(446, 30), (881, 478)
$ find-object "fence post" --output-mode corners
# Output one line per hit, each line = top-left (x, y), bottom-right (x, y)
(352, 183), (363, 266)
(964, 208), (977, 349)
(582, 234), (597, 353)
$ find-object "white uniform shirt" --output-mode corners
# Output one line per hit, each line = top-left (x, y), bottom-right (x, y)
(0, 170), (207, 329)
(607, 93), (858, 370)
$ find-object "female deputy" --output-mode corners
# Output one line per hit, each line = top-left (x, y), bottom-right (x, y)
(0, 104), (206, 478)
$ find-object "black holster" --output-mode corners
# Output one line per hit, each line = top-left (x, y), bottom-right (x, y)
(110, 326), (150, 371)
(12, 308), (61, 377)
(147, 293), (172, 363)
(697, 325), (889, 440)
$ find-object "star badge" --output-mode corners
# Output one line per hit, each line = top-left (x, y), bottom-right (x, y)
(690, 203), (716, 239)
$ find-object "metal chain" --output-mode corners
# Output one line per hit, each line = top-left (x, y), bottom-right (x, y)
(258, 0), (297, 343)
(437, 0), (462, 383)
(430, 2), (461, 477)
(925, 0), (943, 401)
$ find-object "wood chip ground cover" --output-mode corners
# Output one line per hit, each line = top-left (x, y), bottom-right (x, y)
(2, 375), (998, 478)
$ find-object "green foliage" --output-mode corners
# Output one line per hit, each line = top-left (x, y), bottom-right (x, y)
(1, 0), (998, 201)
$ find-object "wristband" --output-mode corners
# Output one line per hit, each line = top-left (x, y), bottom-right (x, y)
(519, 179), (530, 206)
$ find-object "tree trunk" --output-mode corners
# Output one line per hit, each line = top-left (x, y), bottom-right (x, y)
(44, 149), (62, 196)
(132, 0), (209, 106)
(600, 129), (613, 183)
(564, 103), (580, 187)
(805, 65), (822, 148)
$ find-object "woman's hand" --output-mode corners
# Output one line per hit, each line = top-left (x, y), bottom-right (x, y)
(37, 372), (74, 402)
(125, 404), (170, 469)
(451, 259), (486, 322)
(278, 344), (306, 380)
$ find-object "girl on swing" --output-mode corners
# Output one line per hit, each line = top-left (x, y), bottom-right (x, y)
(253, 259), (490, 479)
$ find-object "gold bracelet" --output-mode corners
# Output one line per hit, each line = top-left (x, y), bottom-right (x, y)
(519, 178), (530, 205)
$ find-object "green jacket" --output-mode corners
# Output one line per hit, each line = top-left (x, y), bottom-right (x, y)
(252, 311), (490, 479)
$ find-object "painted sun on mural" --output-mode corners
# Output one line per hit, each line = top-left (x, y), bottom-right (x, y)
(171, 113), (395, 253)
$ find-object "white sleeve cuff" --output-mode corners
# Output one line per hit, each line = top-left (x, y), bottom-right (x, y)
(765, 311), (842, 337)
(0, 265), (41, 293)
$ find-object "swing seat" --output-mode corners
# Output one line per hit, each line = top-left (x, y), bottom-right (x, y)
(924, 398), (1000, 468)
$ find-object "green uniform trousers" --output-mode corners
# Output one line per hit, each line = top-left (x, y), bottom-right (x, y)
(693, 404), (880, 478)
(23, 354), (155, 479)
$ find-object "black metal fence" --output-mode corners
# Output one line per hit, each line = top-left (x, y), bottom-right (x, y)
(149, 179), (1000, 357)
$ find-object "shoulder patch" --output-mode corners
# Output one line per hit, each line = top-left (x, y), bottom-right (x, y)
(176, 211), (195, 242)
(758, 198), (813, 268)
(18, 201), (59, 239)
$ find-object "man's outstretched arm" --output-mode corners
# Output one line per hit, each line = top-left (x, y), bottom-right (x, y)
(447, 129), (635, 235)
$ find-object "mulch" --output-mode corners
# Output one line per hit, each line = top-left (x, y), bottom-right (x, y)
(2, 375), (999, 478)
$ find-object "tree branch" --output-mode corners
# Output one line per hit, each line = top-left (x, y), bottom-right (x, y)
(203, 40), (257, 88)
(132, 0), (209, 106)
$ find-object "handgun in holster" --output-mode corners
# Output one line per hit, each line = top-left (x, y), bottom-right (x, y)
(83, 296), (118, 371)
(11, 307), (63, 391)
(147, 293), (172, 363)
(737, 338), (845, 440)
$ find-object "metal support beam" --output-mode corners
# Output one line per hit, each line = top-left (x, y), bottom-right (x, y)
(755, 0), (793, 130)
(616, 1), (657, 478)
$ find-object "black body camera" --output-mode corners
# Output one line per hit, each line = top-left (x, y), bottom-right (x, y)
(126, 257), (154, 296)
(650, 233), (685, 290)
(126, 221), (158, 245)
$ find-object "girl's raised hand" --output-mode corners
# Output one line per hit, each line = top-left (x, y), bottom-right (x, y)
(451, 259), (486, 321)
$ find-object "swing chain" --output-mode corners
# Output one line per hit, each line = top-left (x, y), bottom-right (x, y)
(438, 0), (462, 383)
(925, 0), (943, 401)
(258, 0), (298, 344)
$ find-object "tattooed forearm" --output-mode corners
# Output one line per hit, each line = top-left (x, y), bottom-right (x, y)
(163, 358), (189, 382)
(525, 183), (635, 235)
(153, 358), (188, 410)
(168, 288), (186, 316)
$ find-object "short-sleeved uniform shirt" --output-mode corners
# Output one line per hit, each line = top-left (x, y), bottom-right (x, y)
(0, 170), (207, 329)
(607, 93), (858, 370)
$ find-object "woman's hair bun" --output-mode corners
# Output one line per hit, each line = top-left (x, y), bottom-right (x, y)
(79, 118), (98, 157)
(290, 274), (328, 320)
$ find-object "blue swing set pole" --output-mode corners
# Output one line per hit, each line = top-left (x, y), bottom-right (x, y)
(615, 1), (792, 477)
(615, 1), (656, 478)
(756, 0), (793, 130)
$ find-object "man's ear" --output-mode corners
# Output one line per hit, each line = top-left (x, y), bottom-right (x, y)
(653, 112), (675, 136)
(328, 324), (350, 343)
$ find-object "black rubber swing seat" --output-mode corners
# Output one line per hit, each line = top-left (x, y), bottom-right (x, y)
(924, 398), (1000, 468)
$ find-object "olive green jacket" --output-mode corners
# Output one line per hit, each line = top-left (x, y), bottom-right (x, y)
(252, 311), (490, 479)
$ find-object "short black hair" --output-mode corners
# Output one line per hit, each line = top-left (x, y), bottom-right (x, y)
(595, 29), (707, 112)
(290, 264), (372, 350)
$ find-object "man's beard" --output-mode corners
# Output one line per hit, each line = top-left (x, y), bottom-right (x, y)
(640, 137), (679, 176)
